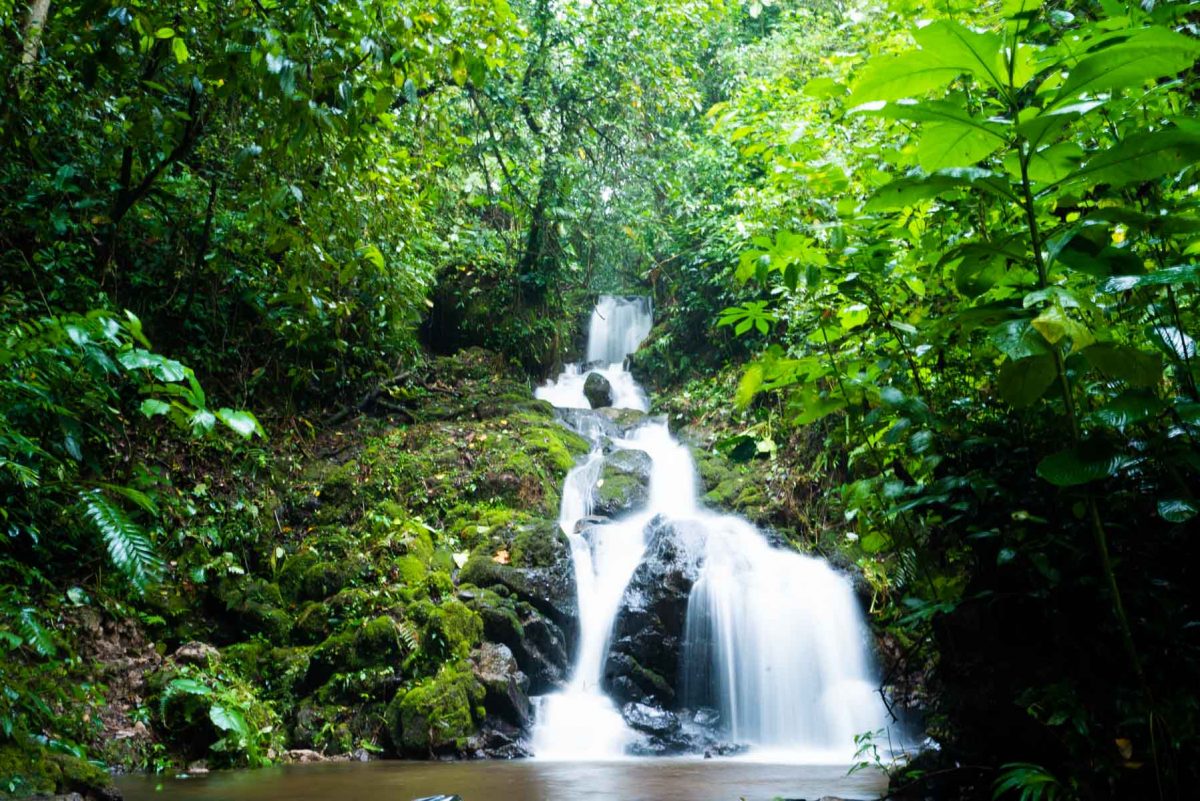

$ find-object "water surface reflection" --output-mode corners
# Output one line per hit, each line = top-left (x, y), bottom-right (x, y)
(117, 759), (886, 801)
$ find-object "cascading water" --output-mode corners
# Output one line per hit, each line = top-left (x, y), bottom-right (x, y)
(530, 295), (889, 763)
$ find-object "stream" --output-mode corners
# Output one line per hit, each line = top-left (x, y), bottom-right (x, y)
(116, 759), (886, 801)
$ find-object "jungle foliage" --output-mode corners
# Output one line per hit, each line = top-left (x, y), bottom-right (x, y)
(1, 0), (1198, 799)
(652, 0), (1200, 798)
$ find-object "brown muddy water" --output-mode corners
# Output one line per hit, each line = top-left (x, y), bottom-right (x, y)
(115, 758), (886, 801)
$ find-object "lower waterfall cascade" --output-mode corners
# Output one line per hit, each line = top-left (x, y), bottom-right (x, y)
(530, 295), (891, 762)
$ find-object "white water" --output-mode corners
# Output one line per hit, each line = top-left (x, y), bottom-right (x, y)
(531, 295), (889, 763)
(535, 296), (652, 413)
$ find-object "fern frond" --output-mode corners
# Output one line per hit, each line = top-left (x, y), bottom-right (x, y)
(80, 490), (162, 591)
(397, 619), (420, 653)
(17, 607), (56, 657)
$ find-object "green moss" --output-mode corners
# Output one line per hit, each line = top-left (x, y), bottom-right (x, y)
(294, 600), (333, 644)
(299, 560), (349, 601)
(385, 663), (484, 755)
(308, 616), (408, 687)
(595, 472), (645, 512)
(0, 743), (113, 797)
(430, 547), (456, 574)
(424, 570), (455, 601)
(408, 599), (482, 662)
(510, 521), (568, 569)
(457, 554), (529, 597)
(278, 551), (321, 600)
(319, 459), (360, 506)
(396, 554), (428, 586)
(215, 576), (293, 640)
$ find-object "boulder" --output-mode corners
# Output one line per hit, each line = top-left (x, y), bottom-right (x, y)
(172, 641), (219, 666)
(592, 448), (652, 517)
(470, 642), (532, 729)
(583, 372), (613, 408)
(463, 590), (572, 694)
(603, 517), (705, 709)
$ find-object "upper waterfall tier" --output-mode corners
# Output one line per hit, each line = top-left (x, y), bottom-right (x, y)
(586, 295), (653, 366)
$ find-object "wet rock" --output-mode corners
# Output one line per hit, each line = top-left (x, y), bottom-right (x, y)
(703, 742), (750, 758)
(623, 702), (693, 755)
(470, 642), (532, 728)
(692, 706), (721, 727)
(623, 702), (680, 735)
(457, 534), (578, 641)
(592, 449), (652, 517)
(596, 406), (649, 435)
(284, 749), (327, 763)
(461, 719), (531, 759)
(583, 372), (613, 408)
(603, 517), (705, 708)
(466, 591), (571, 694)
(171, 641), (219, 666)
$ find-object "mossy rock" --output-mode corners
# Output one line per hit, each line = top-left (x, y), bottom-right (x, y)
(457, 554), (530, 597)
(385, 663), (485, 755)
(510, 521), (570, 569)
(595, 472), (648, 517)
(292, 701), (355, 754)
(396, 554), (428, 586)
(222, 642), (311, 700)
(299, 559), (351, 602)
(307, 615), (408, 688)
(593, 448), (651, 517)
(214, 576), (292, 641)
(277, 551), (321, 600)
(406, 598), (483, 669)
(0, 743), (116, 799)
(293, 600), (333, 644)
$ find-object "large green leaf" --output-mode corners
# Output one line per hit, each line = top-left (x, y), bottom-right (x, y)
(997, 354), (1057, 407)
(850, 50), (970, 104)
(851, 99), (1007, 139)
(216, 408), (265, 439)
(1099, 264), (1200, 293)
(850, 22), (1008, 104)
(1158, 499), (1199, 523)
(865, 169), (1014, 211)
(1051, 27), (1200, 107)
(990, 319), (1051, 360)
(1037, 443), (1133, 486)
(918, 122), (1004, 171)
(118, 348), (187, 382)
(1057, 129), (1200, 190)
(913, 21), (1008, 93)
(1031, 305), (1095, 353)
(1082, 343), (1163, 387)
(1086, 390), (1165, 430)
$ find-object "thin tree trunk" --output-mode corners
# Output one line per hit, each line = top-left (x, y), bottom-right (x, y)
(21, 0), (51, 65)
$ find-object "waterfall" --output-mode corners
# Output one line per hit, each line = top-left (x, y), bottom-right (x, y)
(530, 295), (889, 762)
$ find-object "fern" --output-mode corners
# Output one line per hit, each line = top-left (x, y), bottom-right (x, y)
(397, 619), (421, 653)
(993, 762), (1063, 801)
(16, 607), (56, 657)
(80, 490), (162, 591)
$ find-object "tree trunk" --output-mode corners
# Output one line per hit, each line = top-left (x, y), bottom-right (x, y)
(21, 0), (51, 65)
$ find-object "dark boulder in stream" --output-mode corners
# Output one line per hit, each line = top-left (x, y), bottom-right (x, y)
(602, 517), (705, 709)
(583, 371), (613, 408)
